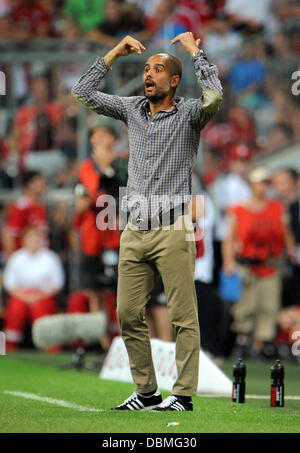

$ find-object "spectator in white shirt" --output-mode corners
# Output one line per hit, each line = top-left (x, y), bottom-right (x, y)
(203, 11), (243, 77)
(128, 0), (161, 18)
(3, 226), (65, 351)
(193, 193), (223, 362)
(212, 143), (253, 242)
(225, 0), (279, 36)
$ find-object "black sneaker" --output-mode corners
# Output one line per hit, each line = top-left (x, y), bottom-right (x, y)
(153, 395), (193, 411)
(111, 389), (162, 411)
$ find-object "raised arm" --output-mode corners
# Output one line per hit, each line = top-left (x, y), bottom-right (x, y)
(71, 36), (146, 123)
(171, 32), (223, 128)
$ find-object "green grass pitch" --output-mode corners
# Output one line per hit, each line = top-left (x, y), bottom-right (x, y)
(0, 351), (299, 433)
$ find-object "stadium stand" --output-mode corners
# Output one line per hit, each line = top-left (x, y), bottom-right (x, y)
(0, 0), (299, 362)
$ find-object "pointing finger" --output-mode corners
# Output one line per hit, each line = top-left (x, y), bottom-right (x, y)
(171, 36), (180, 45)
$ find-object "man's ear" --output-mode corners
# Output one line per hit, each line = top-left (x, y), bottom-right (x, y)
(170, 74), (180, 88)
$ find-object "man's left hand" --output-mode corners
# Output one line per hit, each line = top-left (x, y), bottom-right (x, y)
(171, 32), (201, 56)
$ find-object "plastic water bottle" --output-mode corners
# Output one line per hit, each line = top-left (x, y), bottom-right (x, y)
(270, 359), (284, 407)
(232, 358), (246, 403)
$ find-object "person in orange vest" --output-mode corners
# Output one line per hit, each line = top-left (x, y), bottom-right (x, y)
(222, 167), (296, 359)
(71, 118), (128, 348)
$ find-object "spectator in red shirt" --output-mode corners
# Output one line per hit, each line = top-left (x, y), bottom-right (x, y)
(0, 139), (13, 189)
(2, 170), (48, 258)
(11, 77), (65, 167)
(202, 107), (257, 167)
(11, 0), (52, 39)
(180, 0), (225, 25)
(227, 107), (256, 149)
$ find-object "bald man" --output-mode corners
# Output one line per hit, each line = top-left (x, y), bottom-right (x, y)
(72, 33), (222, 411)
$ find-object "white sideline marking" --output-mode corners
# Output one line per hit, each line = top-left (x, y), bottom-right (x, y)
(4, 391), (104, 412)
(5, 390), (300, 411)
(201, 393), (300, 401)
(247, 394), (300, 401)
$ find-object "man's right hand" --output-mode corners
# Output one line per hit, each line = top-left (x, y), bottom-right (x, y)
(104, 35), (146, 66)
(222, 260), (236, 275)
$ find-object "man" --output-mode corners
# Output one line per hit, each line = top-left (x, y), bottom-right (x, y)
(222, 167), (296, 359)
(3, 226), (64, 351)
(73, 119), (126, 290)
(11, 76), (64, 167)
(213, 143), (252, 243)
(2, 170), (48, 258)
(71, 119), (126, 348)
(272, 168), (300, 308)
(194, 192), (223, 362)
(203, 11), (242, 77)
(72, 33), (222, 411)
(272, 168), (298, 207)
(11, 0), (52, 39)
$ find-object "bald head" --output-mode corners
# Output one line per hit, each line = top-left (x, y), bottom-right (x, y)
(143, 53), (183, 104)
(151, 53), (182, 81)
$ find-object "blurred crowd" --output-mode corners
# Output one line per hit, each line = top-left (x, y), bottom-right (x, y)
(0, 0), (299, 186)
(0, 0), (300, 364)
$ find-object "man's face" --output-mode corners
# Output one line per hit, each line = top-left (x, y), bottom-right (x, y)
(31, 78), (49, 104)
(90, 127), (116, 148)
(251, 181), (269, 198)
(23, 229), (43, 253)
(143, 54), (179, 104)
(91, 127), (116, 146)
(272, 171), (295, 199)
(28, 176), (46, 198)
(230, 159), (251, 178)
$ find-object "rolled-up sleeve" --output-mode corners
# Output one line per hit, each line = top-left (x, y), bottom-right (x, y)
(71, 57), (129, 123)
(188, 52), (223, 128)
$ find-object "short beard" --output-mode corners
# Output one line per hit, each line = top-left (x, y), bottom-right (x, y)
(144, 81), (171, 105)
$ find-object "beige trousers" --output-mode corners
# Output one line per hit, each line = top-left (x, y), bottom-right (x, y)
(232, 265), (281, 342)
(116, 214), (200, 396)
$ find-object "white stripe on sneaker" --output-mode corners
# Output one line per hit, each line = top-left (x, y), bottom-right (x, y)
(136, 400), (145, 408)
(173, 402), (184, 411)
(127, 403), (135, 410)
(131, 401), (143, 410)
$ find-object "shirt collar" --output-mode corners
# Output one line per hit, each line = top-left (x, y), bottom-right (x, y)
(142, 96), (182, 115)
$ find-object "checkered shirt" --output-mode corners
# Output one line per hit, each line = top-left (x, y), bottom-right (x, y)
(72, 52), (222, 220)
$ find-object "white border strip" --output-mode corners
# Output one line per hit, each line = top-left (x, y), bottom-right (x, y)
(4, 391), (104, 412)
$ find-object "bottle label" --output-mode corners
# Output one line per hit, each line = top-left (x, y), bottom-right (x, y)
(232, 383), (245, 402)
(278, 386), (284, 407)
(232, 385), (237, 402)
(271, 386), (277, 407)
(271, 385), (284, 407)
